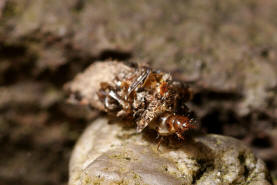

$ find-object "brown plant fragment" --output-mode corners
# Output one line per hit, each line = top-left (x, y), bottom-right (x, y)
(66, 61), (197, 138)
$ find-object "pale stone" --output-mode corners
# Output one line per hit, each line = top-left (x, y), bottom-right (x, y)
(69, 118), (272, 185)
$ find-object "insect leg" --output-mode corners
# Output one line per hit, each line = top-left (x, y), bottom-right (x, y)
(157, 136), (163, 151)
(176, 132), (184, 140)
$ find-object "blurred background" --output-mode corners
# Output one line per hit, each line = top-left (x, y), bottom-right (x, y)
(0, 0), (277, 184)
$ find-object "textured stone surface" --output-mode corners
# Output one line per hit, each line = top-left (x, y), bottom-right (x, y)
(69, 118), (272, 185)
(1, 0), (277, 184)
(2, 0), (277, 115)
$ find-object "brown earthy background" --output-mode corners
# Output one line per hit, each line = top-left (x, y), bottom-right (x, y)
(0, 0), (277, 184)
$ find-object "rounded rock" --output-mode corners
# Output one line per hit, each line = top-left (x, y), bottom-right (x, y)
(69, 118), (272, 185)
